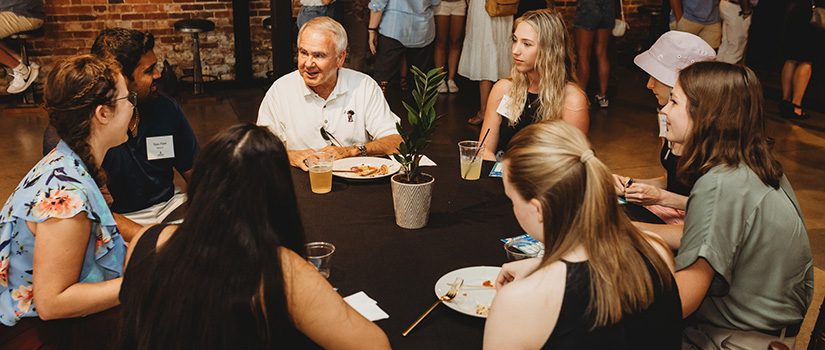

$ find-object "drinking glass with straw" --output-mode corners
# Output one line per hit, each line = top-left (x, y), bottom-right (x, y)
(459, 129), (490, 180)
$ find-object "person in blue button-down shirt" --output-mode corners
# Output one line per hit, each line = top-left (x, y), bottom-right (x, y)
(367, 0), (440, 92)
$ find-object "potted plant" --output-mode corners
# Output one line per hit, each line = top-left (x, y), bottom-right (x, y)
(390, 66), (445, 229)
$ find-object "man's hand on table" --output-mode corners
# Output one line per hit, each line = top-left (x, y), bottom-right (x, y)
(289, 149), (316, 171)
(495, 258), (542, 290)
(318, 145), (359, 160)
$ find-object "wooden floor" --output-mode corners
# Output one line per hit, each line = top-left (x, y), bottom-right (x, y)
(1, 65), (824, 348)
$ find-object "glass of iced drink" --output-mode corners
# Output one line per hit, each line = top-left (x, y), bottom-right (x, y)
(458, 141), (484, 180)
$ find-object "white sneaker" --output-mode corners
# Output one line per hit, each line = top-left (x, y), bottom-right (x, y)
(7, 63), (38, 94)
(595, 95), (608, 108)
(447, 80), (459, 93)
(437, 80), (448, 94)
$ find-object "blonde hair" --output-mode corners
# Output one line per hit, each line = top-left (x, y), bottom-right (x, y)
(503, 121), (674, 328)
(297, 16), (348, 54)
(506, 10), (579, 126)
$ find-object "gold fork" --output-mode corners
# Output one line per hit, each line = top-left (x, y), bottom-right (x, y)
(402, 277), (464, 337)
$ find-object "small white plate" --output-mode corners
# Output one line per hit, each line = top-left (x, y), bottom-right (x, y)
(333, 157), (401, 180)
(434, 266), (501, 318)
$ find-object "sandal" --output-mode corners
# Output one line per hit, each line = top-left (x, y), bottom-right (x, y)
(379, 81), (389, 95)
(779, 100), (794, 118)
(786, 102), (811, 120)
(467, 112), (484, 125)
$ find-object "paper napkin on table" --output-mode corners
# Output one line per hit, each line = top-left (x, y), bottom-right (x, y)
(343, 291), (389, 321)
(390, 155), (437, 168)
(419, 155), (437, 166)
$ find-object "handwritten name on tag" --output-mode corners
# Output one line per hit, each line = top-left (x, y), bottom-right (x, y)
(146, 135), (175, 160)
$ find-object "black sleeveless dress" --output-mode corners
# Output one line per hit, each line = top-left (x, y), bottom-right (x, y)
(497, 93), (539, 153)
(119, 225), (320, 349)
(541, 257), (683, 349)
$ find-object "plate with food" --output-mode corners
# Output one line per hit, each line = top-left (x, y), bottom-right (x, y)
(332, 157), (401, 180)
(434, 266), (501, 318)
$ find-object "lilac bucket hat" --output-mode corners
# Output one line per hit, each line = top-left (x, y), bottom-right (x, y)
(634, 31), (716, 88)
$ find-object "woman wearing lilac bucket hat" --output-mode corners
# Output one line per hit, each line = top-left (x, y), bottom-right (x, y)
(612, 31), (715, 249)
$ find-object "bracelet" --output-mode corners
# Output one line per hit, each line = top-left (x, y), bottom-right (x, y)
(368, 27), (378, 31)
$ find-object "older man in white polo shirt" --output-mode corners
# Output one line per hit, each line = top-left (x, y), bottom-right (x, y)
(257, 16), (402, 170)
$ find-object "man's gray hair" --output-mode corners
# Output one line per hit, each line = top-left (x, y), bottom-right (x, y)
(297, 17), (348, 55)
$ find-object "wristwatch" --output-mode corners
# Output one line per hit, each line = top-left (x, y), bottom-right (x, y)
(355, 143), (367, 156)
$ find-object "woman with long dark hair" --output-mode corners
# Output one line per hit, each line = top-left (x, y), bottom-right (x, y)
(484, 121), (682, 349)
(0, 54), (131, 325)
(666, 62), (812, 348)
(478, 9), (589, 160)
(119, 123), (390, 349)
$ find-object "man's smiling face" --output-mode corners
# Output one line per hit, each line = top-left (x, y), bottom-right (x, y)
(297, 27), (345, 96)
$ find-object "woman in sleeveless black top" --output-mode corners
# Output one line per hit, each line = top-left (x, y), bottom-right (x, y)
(484, 122), (682, 350)
(477, 10), (589, 161)
(118, 124), (390, 350)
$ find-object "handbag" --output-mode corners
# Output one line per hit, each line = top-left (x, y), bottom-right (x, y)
(612, 0), (629, 37)
(485, 0), (519, 17)
(812, 0), (825, 30)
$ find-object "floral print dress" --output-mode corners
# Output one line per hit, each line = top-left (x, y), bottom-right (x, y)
(0, 141), (126, 326)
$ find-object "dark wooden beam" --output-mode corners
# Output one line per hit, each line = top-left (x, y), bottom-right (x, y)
(232, 0), (253, 83)
(271, 0), (294, 79)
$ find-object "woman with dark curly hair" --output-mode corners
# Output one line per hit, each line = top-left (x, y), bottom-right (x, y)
(0, 54), (133, 326)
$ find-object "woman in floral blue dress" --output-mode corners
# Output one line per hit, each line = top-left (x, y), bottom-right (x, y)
(0, 54), (132, 325)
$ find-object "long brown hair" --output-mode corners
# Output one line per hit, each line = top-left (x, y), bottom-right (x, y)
(503, 121), (673, 328)
(506, 9), (579, 126)
(43, 54), (121, 186)
(676, 61), (782, 188)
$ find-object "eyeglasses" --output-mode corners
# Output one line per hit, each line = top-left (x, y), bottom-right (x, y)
(114, 91), (138, 107)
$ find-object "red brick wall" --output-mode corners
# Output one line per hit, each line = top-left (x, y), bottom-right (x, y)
(11, 0), (658, 85)
(27, 0), (279, 81)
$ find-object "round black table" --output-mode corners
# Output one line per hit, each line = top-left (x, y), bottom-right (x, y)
(291, 143), (519, 350)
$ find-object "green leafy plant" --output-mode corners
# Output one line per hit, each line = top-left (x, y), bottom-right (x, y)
(392, 66), (446, 184)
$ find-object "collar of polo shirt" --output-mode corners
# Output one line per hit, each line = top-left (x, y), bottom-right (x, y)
(301, 68), (349, 100)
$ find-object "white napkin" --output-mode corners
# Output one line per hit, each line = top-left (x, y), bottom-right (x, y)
(419, 155), (437, 166)
(390, 155), (437, 168)
(343, 291), (389, 321)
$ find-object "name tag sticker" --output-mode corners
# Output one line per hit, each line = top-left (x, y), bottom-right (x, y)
(658, 113), (668, 138)
(146, 135), (175, 160)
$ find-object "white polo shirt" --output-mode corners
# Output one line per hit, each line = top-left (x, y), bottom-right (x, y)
(257, 68), (400, 151)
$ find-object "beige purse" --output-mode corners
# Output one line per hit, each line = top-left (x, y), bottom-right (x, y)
(613, 0), (629, 37)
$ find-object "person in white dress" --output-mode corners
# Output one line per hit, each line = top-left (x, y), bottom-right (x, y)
(458, 0), (513, 125)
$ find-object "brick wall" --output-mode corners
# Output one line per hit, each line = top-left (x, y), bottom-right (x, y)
(25, 0), (280, 82)
(6, 0), (659, 87)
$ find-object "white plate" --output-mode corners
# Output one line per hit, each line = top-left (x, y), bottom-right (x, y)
(434, 266), (501, 318)
(332, 157), (401, 180)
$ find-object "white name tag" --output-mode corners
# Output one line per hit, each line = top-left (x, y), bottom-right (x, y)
(146, 135), (175, 160)
(658, 113), (668, 138)
(496, 94), (513, 122)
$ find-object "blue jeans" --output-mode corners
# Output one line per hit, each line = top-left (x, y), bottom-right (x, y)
(297, 3), (341, 30)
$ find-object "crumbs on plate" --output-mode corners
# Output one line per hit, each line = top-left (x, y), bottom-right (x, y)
(476, 302), (490, 316)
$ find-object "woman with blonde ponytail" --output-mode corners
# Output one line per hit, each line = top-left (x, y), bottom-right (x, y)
(0, 54), (133, 327)
(483, 121), (682, 349)
(478, 9), (589, 161)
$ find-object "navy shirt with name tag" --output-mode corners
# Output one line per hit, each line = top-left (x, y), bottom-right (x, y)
(103, 92), (200, 213)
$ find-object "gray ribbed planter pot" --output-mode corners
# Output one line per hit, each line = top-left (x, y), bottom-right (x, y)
(390, 173), (434, 229)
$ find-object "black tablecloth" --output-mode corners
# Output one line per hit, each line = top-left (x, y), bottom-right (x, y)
(291, 143), (520, 349)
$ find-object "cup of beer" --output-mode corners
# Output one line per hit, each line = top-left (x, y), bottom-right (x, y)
(306, 152), (334, 194)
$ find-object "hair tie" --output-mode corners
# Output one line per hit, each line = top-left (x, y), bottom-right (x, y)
(580, 150), (594, 163)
